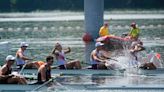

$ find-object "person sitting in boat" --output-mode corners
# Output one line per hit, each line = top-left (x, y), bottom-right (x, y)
(90, 42), (125, 70)
(130, 40), (145, 58)
(139, 51), (163, 70)
(37, 55), (54, 84)
(51, 43), (81, 69)
(15, 42), (38, 69)
(99, 23), (110, 37)
(0, 55), (27, 84)
(90, 42), (109, 69)
(128, 22), (140, 41)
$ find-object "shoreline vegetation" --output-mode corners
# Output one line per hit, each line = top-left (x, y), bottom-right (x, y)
(0, 0), (164, 12)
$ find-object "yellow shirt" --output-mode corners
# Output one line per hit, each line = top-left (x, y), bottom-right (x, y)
(99, 26), (109, 37)
(129, 27), (140, 38)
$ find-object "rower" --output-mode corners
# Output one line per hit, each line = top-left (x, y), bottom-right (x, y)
(129, 40), (145, 67)
(51, 43), (81, 69)
(37, 55), (54, 84)
(0, 55), (27, 84)
(90, 42), (109, 69)
(15, 42), (37, 69)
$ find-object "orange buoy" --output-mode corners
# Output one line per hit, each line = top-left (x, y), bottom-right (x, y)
(82, 32), (93, 43)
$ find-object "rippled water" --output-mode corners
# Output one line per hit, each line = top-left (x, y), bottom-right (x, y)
(0, 11), (164, 92)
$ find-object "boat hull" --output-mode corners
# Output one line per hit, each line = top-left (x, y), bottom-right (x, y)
(0, 84), (47, 91)
(20, 69), (125, 75)
(15, 68), (164, 76)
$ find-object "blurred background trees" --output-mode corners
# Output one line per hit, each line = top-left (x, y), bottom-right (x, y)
(0, 0), (163, 12)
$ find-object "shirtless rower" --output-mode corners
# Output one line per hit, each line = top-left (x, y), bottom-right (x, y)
(0, 55), (27, 84)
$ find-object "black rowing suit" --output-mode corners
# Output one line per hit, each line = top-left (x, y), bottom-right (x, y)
(0, 65), (12, 84)
(37, 64), (51, 84)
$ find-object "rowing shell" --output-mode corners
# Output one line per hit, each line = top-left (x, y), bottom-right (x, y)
(125, 68), (164, 75)
(18, 68), (164, 75)
(1, 83), (164, 91)
(86, 84), (164, 91)
(0, 84), (47, 91)
(0, 82), (97, 91)
(19, 69), (125, 75)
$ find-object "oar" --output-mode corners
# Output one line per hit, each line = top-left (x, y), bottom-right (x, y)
(66, 57), (74, 61)
(66, 57), (91, 65)
(31, 73), (63, 91)
(107, 57), (118, 62)
(19, 56), (36, 74)
(18, 63), (27, 74)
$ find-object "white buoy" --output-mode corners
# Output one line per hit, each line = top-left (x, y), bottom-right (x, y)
(59, 26), (64, 30)
(75, 26), (81, 30)
(33, 27), (38, 31)
(16, 27), (21, 31)
(141, 37), (147, 40)
(125, 25), (129, 29)
(0, 28), (4, 32)
(25, 27), (30, 31)
(116, 25), (122, 29)
(8, 28), (13, 31)
(154, 37), (160, 40)
(157, 24), (162, 28)
(42, 26), (47, 31)
(140, 25), (146, 29)
(51, 26), (55, 30)
(149, 25), (154, 28)
(66, 26), (73, 30)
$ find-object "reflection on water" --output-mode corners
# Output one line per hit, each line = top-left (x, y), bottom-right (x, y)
(55, 73), (164, 86)
(52, 73), (164, 92)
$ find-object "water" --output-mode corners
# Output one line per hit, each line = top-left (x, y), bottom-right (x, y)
(0, 11), (164, 92)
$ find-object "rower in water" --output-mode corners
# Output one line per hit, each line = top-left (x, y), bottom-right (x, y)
(0, 55), (27, 84)
(37, 55), (54, 84)
(90, 42), (110, 69)
(51, 43), (81, 69)
(90, 42), (125, 70)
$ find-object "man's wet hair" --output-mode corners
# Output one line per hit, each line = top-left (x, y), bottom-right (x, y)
(46, 55), (54, 62)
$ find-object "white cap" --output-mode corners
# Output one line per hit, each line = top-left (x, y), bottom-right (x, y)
(6, 55), (15, 61)
(20, 42), (29, 47)
(95, 42), (104, 47)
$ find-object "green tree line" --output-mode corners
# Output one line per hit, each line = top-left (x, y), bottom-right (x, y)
(0, 0), (163, 12)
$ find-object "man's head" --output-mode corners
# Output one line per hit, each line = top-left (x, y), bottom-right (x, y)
(95, 42), (104, 50)
(6, 55), (15, 65)
(131, 22), (136, 28)
(46, 55), (54, 65)
(104, 23), (108, 27)
(20, 42), (29, 50)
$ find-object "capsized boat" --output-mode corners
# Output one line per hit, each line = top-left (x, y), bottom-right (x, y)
(96, 35), (132, 50)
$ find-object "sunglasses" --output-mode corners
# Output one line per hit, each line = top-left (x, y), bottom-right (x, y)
(9, 60), (15, 62)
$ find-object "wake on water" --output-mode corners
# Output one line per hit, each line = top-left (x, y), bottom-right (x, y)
(105, 49), (164, 70)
